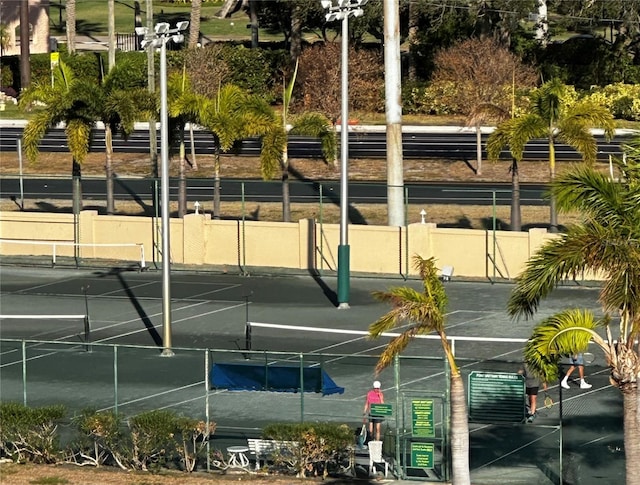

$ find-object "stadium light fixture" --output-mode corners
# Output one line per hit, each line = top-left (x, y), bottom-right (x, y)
(138, 20), (189, 356)
(320, 0), (368, 309)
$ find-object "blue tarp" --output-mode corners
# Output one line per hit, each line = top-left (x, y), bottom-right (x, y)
(210, 363), (345, 396)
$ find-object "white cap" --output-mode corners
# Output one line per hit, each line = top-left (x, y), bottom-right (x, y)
(373, 380), (381, 389)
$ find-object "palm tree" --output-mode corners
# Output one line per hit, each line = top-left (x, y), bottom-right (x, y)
(99, 61), (154, 214)
(198, 84), (267, 219)
(19, 61), (101, 214)
(252, 62), (336, 222)
(510, 138), (640, 485)
(465, 103), (509, 177)
(168, 69), (202, 217)
(486, 79), (615, 232)
(369, 255), (470, 485)
(485, 116), (527, 232)
(188, 0), (202, 48)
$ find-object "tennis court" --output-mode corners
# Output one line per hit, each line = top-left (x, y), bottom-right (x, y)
(0, 265), (624, 484)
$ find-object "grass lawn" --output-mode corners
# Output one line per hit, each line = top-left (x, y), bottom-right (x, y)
(50, 0), (319, 42)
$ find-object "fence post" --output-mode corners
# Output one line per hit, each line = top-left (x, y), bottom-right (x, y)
(205, 349), (211, 472)
(113, 345), (118, 415)
(394, 354), (402, 478)
(443, 356), (451, 482)
(22, 340), (27, 406)
(299, 353), (304, 422)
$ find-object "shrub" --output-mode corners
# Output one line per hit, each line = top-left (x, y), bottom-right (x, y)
(68, 409), (130, 469)
(128, 409), (179, 471)
(127, 409), (216, 472)
(584, 83), (640, 121)
(174, 416), (216, 472)
(296, 43), (384, 120)
(262, 422), (352, 477)
(0, 402), (65, 464)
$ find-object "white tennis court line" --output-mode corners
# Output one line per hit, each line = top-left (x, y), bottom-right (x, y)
(0, 301), (246, 367)
(248, 321), (530, 344)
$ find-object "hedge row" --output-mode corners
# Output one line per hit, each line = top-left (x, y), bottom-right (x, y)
(0, 402), (353, 477)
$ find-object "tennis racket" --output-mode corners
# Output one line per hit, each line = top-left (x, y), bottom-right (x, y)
(543, 392), (553, 409)
(583, 352), (595, 364)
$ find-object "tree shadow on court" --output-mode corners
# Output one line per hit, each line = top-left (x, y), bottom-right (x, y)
(95, 267), (163, 348)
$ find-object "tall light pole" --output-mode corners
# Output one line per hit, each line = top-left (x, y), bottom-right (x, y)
(321, 0), (367, 310)
(135, 21), (189, 356)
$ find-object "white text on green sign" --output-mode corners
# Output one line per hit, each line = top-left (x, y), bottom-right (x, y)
(412, 399), (435, 437)
(370, 403), (393, 417)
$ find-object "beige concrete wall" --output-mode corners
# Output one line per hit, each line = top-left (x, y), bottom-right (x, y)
(0, 210), (569, 280)
(0, 211), (75, 257)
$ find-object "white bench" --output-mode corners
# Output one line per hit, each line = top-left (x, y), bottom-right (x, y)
(246, 438), (298, 470)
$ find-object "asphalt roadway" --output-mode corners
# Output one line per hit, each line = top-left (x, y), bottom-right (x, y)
(0, 263), (625, 484)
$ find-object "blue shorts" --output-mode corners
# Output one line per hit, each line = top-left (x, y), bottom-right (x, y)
(570, 354), (584, 365)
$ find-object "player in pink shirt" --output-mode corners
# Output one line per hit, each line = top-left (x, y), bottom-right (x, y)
(363, 380), (384, 441)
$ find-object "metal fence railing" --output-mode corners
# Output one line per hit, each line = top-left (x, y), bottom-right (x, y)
(0, 337), (566, 481)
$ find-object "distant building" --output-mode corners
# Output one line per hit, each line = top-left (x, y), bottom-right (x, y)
(0, 0), (51, 56)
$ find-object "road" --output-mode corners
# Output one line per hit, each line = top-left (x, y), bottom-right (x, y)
(0, 177), (549, 206)
(0, 124), (632, 162)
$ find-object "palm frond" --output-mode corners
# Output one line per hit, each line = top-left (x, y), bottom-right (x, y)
(486, 115), (545, 161)
(555, 122), (598, 163)
(65, 119), (92, 164)
(551, 164), (626, 222)
(508, 233), (592, 318)
(564, 101), (616, 141)
(289, 112), (336, 164)
(22, 111), (51, 163)
(523, 309), (609, 382)
(413, 256), (448, 312)
(259, 128), (286, 179)
(532, 78), (565, 123)
(374, 333), (417, 373)
(370, 287), (444, 336)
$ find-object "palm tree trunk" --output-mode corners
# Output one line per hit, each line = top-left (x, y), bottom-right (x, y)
(282, 145), (290, 222)
(549, 137), (558, 233)
(19, 0), (31, 90)
(66, 0), (76, 54)
(450, 374), (471, 485)
(178, 126), (187, 218)
(105, 125), (115, 214)
(623, 388), (640, 485)
(289, 4), (302, 62)
(72, 158), (83, 214)
(189, 124), (198, 170)
(249, 0), (259, 49)
(108, 0), (116, 71)
(188, 0), (202, 48)
(510, 158), (521, 231)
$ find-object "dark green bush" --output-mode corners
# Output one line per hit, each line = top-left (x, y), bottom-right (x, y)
(69, 408), (130, 468)
(262, 422), (353, 477)
(0, 402), (66, 464)
(128, 409), (179, 471)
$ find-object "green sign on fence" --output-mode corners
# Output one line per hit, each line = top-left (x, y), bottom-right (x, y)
(370, 403), (393, 417)
(411, 442), (435, 469)
(468, 371), (525, 423)
(411, 399), (435, 437)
